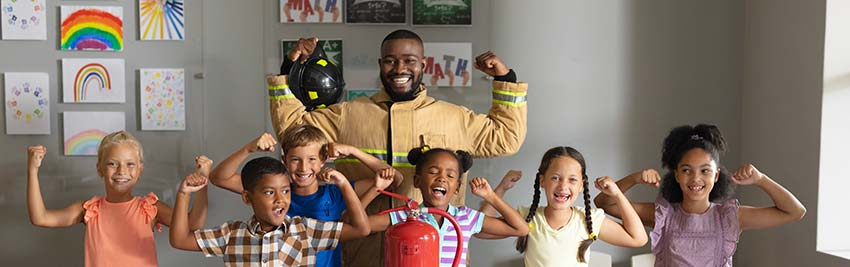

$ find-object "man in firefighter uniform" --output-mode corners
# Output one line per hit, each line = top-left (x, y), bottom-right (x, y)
(266, 30), (528, 266)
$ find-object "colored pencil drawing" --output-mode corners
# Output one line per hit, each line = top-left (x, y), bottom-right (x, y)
(139, 0), (184, 40)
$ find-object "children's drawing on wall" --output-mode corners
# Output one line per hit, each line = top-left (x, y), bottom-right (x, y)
(139, 0), (184, 40)
(281, 39), (343, 73)
(345, 88), (379, 101)
(60, 5), (123, 51)
(280, 0), (342, 23)
(1, 0), (46, 40)
(63, 112), (125, 156)
(4, 72), (50, 135)
(62, 58), (126, 103)
(140, 68), (185, 131)
(412, 0), (471, 26)
(423, 42), (472, 88)
(345, 0), (405, 24)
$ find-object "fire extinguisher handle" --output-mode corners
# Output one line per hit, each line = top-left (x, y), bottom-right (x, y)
(377, 189), (420, 209)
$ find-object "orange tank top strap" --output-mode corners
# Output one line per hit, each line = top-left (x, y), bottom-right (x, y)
(82, 196), (104, 224)
(141, 192), (163, 232)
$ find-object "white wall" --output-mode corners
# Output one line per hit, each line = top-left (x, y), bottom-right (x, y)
(738, 0), (849, 265)
(477, 1), (742, 266)
(818, 0), (850, 259)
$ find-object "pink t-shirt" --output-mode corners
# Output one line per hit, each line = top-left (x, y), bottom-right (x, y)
(651, 196), (741, 267)
(82, 192), (160, 267)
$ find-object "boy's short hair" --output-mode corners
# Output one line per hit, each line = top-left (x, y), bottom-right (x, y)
(97, 131), (144, 165)
(241, 157), (288, 191)
(279, 124), (329, 159)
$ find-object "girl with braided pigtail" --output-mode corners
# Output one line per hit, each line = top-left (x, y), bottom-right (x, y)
(480, 147), (647, 267)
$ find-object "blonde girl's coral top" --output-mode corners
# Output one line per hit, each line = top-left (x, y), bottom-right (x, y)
(82, 192), (161, 267)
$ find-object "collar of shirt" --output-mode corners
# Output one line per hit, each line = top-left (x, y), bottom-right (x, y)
(247, 216), (289, 237)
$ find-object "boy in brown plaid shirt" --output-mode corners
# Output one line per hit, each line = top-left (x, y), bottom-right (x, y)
(170, 157), (370, 266)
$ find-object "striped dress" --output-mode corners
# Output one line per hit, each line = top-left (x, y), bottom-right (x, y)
(388, 205), (485, 267)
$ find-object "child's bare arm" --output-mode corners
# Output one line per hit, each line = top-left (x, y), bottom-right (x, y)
(593, 169), (657, 227)
(734, 164), (806, 230)
(169, 172), (208, 251)
(26, 145), (85, 228)
(319, 169), (370, 241)
(329, 143), (403, 191)
(352, 168), (397, 210)
(367, 214), (391, 233)
(156, 156), (213, 229)
(480, 170), (522, 217)
(210, 133), (277, 194)
(471, 177), (529, 238)
(595, 176), (648, 247)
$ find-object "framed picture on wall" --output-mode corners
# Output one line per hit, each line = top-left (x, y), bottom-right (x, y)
(280, 39), (343, 74)
(412, 0), (471, 26)
(422, 42), (472, 88)
(345, 88), (379, 101)
(280, 0), (343, 23)
(345, 0), (405, 25)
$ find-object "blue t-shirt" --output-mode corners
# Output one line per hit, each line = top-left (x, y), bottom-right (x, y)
(288, 183), (350, 267)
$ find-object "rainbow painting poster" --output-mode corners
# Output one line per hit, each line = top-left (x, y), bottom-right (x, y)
(1, 0), (47, 40)
(139, 0), (185, 40)
(140, 68), (185, 130)
(63, 112), (125, 156)
(62, 58), (126, 103)
(60, 5), (123, 51)
(5, 73), (50, 135)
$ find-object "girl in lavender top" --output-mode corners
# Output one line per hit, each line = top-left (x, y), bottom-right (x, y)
(594, 124), (806, 267)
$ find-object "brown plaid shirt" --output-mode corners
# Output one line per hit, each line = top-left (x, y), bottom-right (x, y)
(194, 216), (343, 267)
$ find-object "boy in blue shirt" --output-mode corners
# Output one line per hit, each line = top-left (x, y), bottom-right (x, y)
(210, 124), (402, 267)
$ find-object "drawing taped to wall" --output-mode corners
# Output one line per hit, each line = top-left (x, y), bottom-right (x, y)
(60, 5), (123, 51)
(140, 68), (185, 130)
(4, 72), (50, 135)
(280, 0), (342, 23)
(423, 42), (472, 87)
(62, 58), (126, 103)
(139, 0), (184, 40)
(63, 111), (125, 156)
(1, 0), (47, 40)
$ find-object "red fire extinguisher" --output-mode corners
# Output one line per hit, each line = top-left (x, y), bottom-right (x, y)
(378, 190), (464, 267)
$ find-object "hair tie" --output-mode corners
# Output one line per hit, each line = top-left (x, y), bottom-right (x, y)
(589, 232), (597, 241)
(420, 145), (430, 153)
(690, 134), (703, 141)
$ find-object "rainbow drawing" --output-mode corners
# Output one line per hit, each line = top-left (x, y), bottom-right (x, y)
(64, 129), (108, 155)
(140, 0), (184, 40)
(63, 112), (125, 156)
(62, 58), (126, 103)
(73, 63), (111, 102)
(60, 6), (123, 51)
